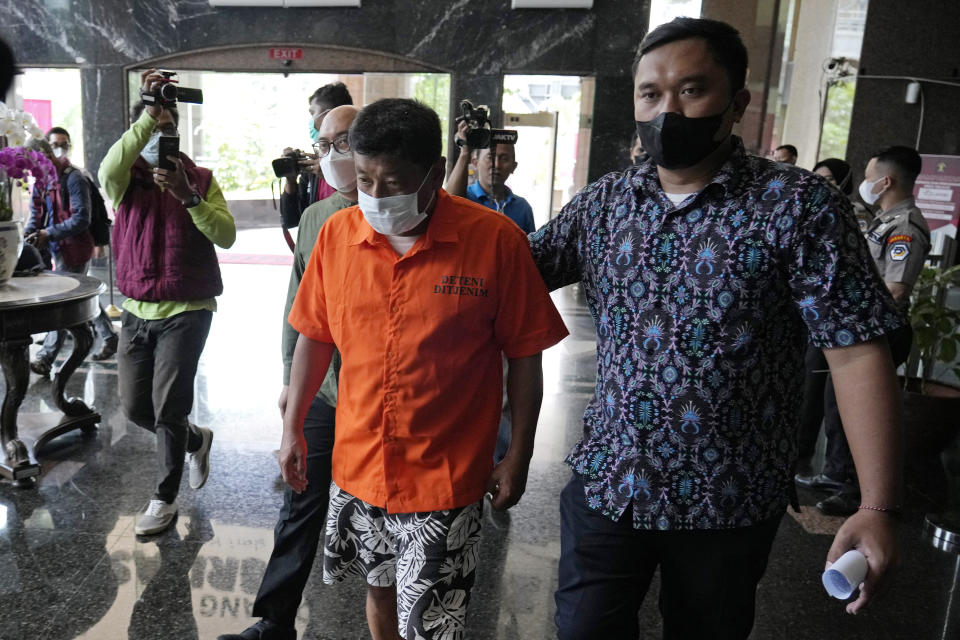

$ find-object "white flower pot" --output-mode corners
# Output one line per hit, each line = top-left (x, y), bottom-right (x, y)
(0, 220), (23, 284)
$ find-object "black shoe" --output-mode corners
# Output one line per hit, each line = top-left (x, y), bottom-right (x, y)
(216, 619), (296, 640)
(30, 358), (52, 377)
(91, 335), (118, 361)
(816, 491), (860, 517)
(795, 456), (815, 479)
(794, 473), (847, 491)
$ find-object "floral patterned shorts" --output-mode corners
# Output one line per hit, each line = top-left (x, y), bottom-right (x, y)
(323, 482), (483, 640)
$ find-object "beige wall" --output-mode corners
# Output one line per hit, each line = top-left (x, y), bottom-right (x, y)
(701, 0), (764, 150)
(780, 0), (839, 169)
(701, 0), (788, 155)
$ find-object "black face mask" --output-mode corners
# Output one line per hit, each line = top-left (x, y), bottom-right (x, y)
(635, 107), (730, 170)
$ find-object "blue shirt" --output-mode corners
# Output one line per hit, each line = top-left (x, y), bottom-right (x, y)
(530, 137), (904, 530)
(466, 181), (536, 234)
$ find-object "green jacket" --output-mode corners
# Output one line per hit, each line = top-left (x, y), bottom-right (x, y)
(282, 191), (355, 406)
(98, 110), (235, 319)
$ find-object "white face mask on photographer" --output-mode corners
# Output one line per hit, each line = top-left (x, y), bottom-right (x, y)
(320, 150), (357, 193)
(858, 176), (887, 206)
(52, 146), (68, 159)
(358, 168), (436, 236)
(141, 132), (161, 166)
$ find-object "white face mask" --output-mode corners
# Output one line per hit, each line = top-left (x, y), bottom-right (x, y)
(52, 146), (68, 159)
(320, 149), (357, 193)
(358, 169), (436, 236)
(141, 132), (161, 166)
(858, 177), (886, 206)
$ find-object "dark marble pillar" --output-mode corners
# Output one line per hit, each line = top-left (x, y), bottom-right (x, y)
(447, 72), (503, 168)
(3, 0), (654, 189)
(81, 65), (128, 180)
(588, 74), (635, 183)
(846, 0), (960, 185)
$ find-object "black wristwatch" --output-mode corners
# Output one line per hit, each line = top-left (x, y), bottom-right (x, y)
(184, 190), (202, 208)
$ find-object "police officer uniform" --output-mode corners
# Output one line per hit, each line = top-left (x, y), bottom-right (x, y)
(813, 196), (931, 515)
(865, 196), (931, 309)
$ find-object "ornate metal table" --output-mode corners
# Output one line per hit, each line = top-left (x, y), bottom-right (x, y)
(0, 272), (105, 486)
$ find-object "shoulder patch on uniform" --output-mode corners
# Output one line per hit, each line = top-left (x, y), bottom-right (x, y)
(889, 243), (910, 261)
(888, 234), (912, 244)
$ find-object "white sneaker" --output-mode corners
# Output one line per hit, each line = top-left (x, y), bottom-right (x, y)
(187, 426), (213, 490)
(135, 499), (178, 536)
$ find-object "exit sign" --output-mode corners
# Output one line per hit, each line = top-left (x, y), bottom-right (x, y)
(269, 48), (303, 60)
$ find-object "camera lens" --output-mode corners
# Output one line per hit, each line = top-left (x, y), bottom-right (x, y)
(159, 83), (178, 100)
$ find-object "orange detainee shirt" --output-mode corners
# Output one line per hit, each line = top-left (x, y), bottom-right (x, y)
(288, 189), (569, 513)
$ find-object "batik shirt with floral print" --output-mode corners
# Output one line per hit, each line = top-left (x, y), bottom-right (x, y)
(530, 137), (904, 530)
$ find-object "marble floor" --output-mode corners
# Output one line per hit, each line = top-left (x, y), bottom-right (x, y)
(0, 231), (958, 640)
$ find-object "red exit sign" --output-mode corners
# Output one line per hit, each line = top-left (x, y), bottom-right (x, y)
(269, 48), (303, 60)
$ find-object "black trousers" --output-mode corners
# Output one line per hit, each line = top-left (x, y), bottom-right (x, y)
(797, 346), (830, 461)
(252, 396), (336, 628)
(118, 309), (212, 503)
(822, 326), (912, 484)
(554, 474), (782, 640)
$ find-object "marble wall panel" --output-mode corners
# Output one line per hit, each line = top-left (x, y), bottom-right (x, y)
(2, 0), (650, 183)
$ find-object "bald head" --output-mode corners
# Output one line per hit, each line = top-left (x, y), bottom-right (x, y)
(318, 105), (360, 141)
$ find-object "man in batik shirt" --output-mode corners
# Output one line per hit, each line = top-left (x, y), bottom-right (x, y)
(532, 17), (904, 640)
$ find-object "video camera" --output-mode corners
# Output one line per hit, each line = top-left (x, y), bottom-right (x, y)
(140, 70), (204, 109)
(456, 100), (518, 149)
(272, 149), (312, 179)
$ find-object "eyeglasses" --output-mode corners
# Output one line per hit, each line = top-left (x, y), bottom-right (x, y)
(313, 134), (350, 158)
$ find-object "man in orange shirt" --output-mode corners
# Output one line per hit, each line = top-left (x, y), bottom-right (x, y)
(283, 98), (568, 640)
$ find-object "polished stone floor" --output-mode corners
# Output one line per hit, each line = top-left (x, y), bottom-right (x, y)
(1, 230), (959, 640)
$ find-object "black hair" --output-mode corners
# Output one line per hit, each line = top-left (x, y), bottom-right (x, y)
(633, 17), (748, 93)
(776, 144), (798, 157)
(349, 98), (441, 172)
(0, 38), (14, 99)
(309, 82), (353, 110)
(130, 101), (179, 127)
(46, 126), (71, 141)
(872, 145), (922, 188)
(813, 158), (853, 195)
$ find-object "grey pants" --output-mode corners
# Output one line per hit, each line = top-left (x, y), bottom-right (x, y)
(118, 309), (212, 503)
(36, 254), (117, 363)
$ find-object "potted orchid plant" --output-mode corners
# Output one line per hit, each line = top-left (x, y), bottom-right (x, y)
(0, 103), (58, 283)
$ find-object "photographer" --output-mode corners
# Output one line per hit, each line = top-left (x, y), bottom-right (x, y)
(98, 68), (236, 537)
(278, 82), (353, 229)
(445, 115), (535, 234)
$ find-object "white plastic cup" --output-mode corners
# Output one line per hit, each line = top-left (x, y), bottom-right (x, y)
(822, 549), (868, 599)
